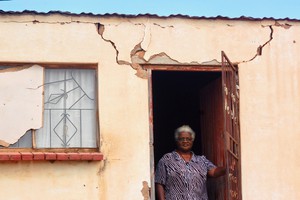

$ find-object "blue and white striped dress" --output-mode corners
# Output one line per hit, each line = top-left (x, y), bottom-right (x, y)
(155, 151), (216, 200)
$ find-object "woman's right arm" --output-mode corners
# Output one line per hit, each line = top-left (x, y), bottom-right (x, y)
(155, 183), (165, 200)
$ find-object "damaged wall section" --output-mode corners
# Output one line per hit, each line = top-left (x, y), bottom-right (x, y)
(0, 65), (43, 145)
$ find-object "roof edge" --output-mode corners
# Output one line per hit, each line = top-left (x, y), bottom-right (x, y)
(0, 10), (299, 21)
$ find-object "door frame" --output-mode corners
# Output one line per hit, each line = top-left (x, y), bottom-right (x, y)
(143, 64), (223, 199)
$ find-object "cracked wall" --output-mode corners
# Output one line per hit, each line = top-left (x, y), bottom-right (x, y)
(0, 13), (299, 200)
(99, 18), (272, 66)
(97, 17), (300, 200)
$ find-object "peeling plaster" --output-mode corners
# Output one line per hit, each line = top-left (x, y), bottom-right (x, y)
(201, 59), (221, 65)
(97, 20), (211, 79)
(0, 65), (43, 144)
(274, 21), (292, 29)
(97, 18), (291, 79)
(98, 19), (296, 78)
(141, 181), (150, 200)
(141, 19), (286, 66)
(98, 19), (242, 78)
(147, 52), (181, 64)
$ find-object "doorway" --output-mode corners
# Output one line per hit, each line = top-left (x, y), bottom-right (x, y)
(151, 69), (226, 199)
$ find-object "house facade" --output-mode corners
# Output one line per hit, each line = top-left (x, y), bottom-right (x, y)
(0, 11), (299, 200)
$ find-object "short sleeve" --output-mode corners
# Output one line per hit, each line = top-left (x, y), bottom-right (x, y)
(202, 156), (216, 170)
(155, 158), (167, 185)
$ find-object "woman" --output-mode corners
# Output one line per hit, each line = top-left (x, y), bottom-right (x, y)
(155, 125), (226, 200)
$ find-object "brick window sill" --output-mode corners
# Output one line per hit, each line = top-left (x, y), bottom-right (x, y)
(0, 152), (103, 161)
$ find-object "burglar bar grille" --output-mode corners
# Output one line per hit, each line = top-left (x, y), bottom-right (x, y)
(39, 69), (97, 148)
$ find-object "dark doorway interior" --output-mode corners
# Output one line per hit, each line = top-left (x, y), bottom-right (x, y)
(152, 70), (225, 199)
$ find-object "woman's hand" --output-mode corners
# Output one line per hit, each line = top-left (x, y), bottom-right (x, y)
(208, 166), (226, 178)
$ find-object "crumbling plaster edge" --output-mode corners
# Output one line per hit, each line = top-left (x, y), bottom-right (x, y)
(96, 22), (223, 79)
(96, 19), (295, 77)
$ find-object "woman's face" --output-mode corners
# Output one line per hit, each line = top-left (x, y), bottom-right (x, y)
(176, 131), (194, 152)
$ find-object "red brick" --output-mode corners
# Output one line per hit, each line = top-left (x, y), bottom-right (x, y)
(80, 153), (93, 160)
(9, 152), (21, 161)
(21, 152), (33, 160)
(0, 151), (104, 162)
(92, 153), (103, 161)
(56, 153), (69, 160)
(33, 152), (45, 160)
(45, 152), (56, 160)
(68, 153), (81, 160)
(0, 153), (10, 161)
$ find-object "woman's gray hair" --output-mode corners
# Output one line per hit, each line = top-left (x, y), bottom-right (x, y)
(174, 125), (195, 141)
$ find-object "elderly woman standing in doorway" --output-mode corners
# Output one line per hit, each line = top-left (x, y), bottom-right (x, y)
(155, 125), (226, 200)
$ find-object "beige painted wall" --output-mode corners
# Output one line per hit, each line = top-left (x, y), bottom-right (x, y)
(0, 13), (299, 200)
(239, 24), (300, 199)
(0, 15), (150, 200)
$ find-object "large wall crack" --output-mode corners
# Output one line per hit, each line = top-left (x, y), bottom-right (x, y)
(96, 22), (149, 78)
(241, 25), (274, 63)
(96, 23), (127, 65)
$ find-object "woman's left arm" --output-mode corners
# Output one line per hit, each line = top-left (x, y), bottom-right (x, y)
(207, 167), (226, 178)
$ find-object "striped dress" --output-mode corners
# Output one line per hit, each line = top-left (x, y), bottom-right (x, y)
(155, 151), (216, 200)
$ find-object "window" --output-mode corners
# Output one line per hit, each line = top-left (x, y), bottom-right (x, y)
(36, 68), (97, 148)
(2, 67), (98, 150)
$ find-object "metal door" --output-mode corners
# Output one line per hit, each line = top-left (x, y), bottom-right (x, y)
(222, 51), (242, 200)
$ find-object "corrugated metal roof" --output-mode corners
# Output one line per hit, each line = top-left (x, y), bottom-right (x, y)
(0, 10), (299, 21)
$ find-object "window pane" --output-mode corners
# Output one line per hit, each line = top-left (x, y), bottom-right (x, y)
(36, 69), (97, 148)
(0, 130), (32, 148)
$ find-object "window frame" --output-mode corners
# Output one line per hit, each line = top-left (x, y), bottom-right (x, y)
(0, 62), (101, 156)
